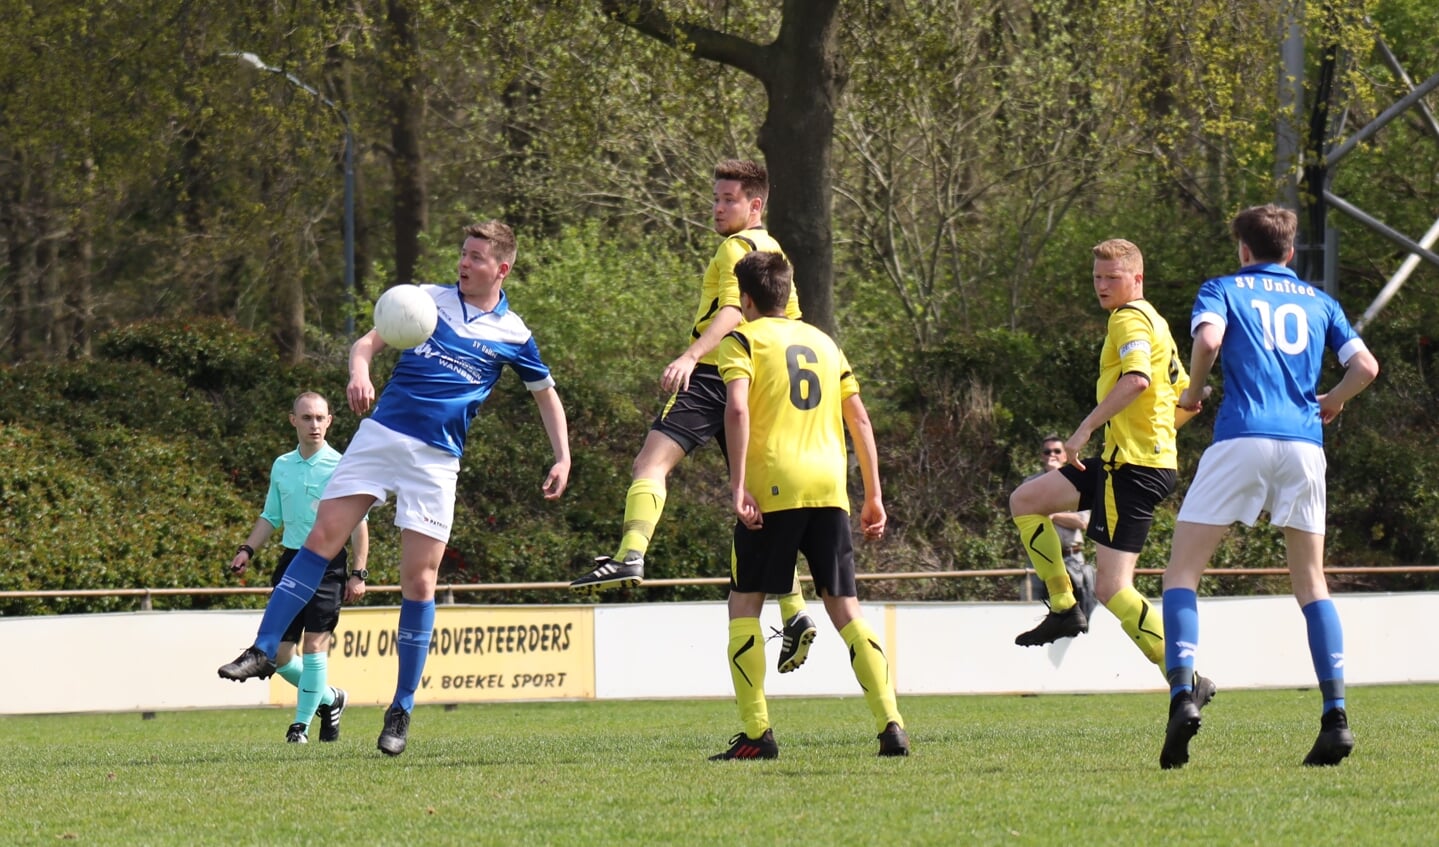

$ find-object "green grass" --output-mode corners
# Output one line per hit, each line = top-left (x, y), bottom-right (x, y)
(2, 686), (1436, 846)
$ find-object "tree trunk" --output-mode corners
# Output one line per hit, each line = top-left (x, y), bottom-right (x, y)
(3, 159), (38, 362)
(69, 156), (96, 359)
(38, 226), (62, 357)
(276, 262), (306, 365)
(600, 0), (842, 334)
(387, 0), (428, 284)
(755, 2), (842, 336)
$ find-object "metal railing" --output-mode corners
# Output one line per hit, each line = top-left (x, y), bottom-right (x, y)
(2, 566), (1434, 611)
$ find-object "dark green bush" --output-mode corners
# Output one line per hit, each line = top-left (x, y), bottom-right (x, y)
(0, 423), (253, 615)
(97, 317), (280, 395)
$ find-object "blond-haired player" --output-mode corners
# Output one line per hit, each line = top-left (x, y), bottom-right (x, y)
(1009, 239), (1215, 704)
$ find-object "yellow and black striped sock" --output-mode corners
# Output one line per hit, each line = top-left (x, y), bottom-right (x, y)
(616, 478), (666, 558)
(777, 570), (807, 622)
(726, 617), (769, 738)
(1106, 586), (1166, 667)
(1014, 514), (1076, 611)
(841, 618), (902, 733)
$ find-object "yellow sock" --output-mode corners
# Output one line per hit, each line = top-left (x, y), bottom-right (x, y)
(841, 619), (902, 733)
(1014, 514), (1075, 611)
(776, 571), (807, 621)
(616, 478), (666, 558)
(726, 617), (769, 738)
(1105, 585), (1165, 667)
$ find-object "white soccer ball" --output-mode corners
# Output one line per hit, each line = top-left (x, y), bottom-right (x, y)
(373, 285), (438, 349)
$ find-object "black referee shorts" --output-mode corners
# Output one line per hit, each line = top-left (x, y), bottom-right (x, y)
(271, 546), (350, 642)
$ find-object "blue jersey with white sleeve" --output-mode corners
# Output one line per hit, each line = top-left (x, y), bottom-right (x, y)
(370, 284), (555, 457)
(1191, 262), (1368, 446)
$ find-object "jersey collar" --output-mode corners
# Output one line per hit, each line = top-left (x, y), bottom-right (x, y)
(1237, 262), (1299, 279)
(458, 287), (510, 323)
(294, 443), (330, 464)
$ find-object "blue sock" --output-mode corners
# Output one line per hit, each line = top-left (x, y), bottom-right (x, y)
(253, 548), (328, 658)
(1162, 588), (1199, 697)
(392, 598), (435, 713)
(1302, 598), (1346, 713)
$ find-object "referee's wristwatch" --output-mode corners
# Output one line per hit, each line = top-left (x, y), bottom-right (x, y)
(350, 569), (369, 581)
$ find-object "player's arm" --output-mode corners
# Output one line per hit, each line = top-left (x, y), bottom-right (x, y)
(1065, 372), (1148, 466)
(1318, 348), (1379, 423)
(723, 377), (762, 530)
(841, 393), (886, 540)
(531, 386), (572, 499)
(1178, 321), (1222, 413)
(347, 329), (387, 414)
(230, 517), (277, 574)
(662, 305), (743, 394)
(344, 520), (370, 602)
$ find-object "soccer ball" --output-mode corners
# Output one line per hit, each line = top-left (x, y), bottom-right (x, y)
(373, 285), (438, 349)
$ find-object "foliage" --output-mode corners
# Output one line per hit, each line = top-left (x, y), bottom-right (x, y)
(0, 318), (391, 615)
(3, 234), (1438, 616)
(2, 2), (1438, 610)
(0, 423), (254, 615)
(0, 2), (360, 360)
(98, 317), (280, 396)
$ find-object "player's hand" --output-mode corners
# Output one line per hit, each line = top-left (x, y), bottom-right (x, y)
(1317, 392), (1345, 424)
(1178, 384), (1212, 412)
(542, 460), (571, 499)
(1064, 430), (1092, 471)
(860, 499), (886, 540)
(660, 354), (698, 394)
(228, 552), (249, 575)
(347, 374), (376, 415)
(344, 575), (367, 603)
(734, 489), (763, 530)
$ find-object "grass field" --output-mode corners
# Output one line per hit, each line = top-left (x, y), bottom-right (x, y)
(1, 685), (1435, 846)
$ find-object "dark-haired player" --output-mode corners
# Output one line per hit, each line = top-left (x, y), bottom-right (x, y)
(709, 251), (906, 759)
(1158, 204), (1378, 769)
(571, 160), (818, 674)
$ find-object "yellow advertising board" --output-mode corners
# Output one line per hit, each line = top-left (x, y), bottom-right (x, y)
(269, 605), (595, 707)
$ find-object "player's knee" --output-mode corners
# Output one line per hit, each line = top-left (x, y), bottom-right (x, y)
(1008, 488), (1031, 518)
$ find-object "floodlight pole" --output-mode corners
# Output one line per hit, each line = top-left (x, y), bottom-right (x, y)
(225, 51), (356, 338)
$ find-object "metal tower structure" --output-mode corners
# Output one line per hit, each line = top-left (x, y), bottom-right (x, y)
(1277, 7), (1439, 329)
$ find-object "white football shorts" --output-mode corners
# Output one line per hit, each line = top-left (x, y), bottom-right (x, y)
(322, 418), (459, 543)
(1177, 436), (1327, 534)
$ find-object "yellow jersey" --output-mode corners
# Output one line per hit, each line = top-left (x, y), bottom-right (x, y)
(692, 228), (802, 366)
(716, 316), (859, 512)
(1098, 300), (1188, 468)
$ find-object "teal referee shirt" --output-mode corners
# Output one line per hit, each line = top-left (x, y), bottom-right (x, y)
(260, 443), (342, 549)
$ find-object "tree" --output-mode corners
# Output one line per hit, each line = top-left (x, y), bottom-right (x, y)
(382, 0), (428, 285)
(835, 0), (1129, 346)
(599, 0), (843, 334)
